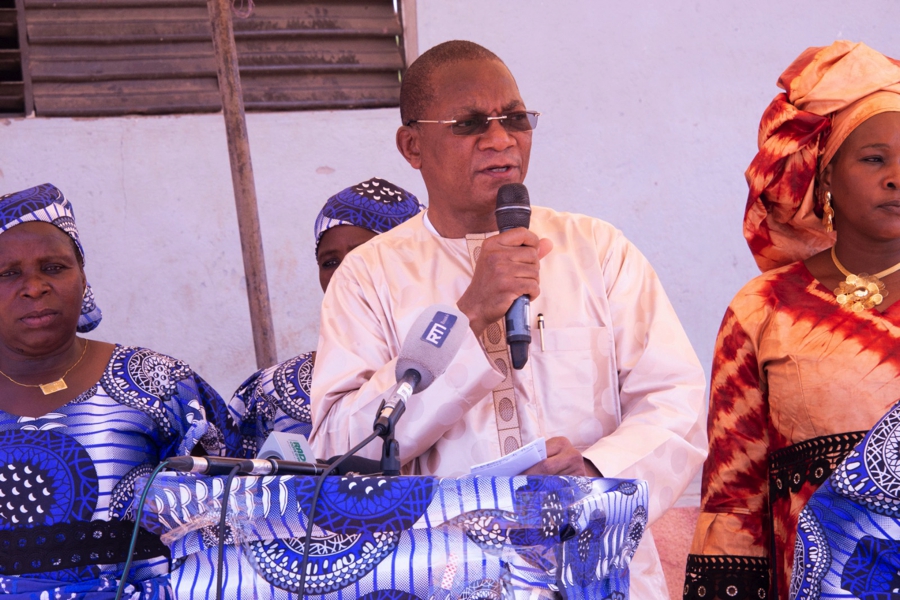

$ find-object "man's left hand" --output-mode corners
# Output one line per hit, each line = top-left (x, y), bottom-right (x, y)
(521, 437), (601, 477)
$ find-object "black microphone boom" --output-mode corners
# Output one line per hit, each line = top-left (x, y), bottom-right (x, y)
(166, 455), (324, 476)
(495, 182), (532, 369)
(320, 455), (383, 475)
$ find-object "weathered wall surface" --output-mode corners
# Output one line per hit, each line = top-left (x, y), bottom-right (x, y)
(2, 2), (898, 503)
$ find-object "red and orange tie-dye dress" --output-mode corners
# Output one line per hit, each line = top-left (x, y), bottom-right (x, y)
(684, 261), (900, 600)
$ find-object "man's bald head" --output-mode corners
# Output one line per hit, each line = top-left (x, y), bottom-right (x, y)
(400, 40), (504, 124)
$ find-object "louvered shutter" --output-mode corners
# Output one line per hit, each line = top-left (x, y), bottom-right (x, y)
(20, 0), (403, 117)
(0, 0), (24, 114)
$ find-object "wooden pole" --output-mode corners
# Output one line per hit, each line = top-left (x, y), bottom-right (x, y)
(206, 0), (277, 369)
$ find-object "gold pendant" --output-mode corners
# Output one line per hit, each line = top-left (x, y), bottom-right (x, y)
(40, 379), (68, 395)
(834, 273), (886, 312)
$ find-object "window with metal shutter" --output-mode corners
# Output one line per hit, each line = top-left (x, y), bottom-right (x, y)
(0, 0), (24, 115)
(18, 0), (406, 117)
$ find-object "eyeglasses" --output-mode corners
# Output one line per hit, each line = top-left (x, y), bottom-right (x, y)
(405, 110), (541, 136)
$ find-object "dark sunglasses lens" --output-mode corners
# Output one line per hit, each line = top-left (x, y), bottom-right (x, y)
(503, 111), (538, 132)
(450, 116), (490, 136)
(449, 112), (538, 135)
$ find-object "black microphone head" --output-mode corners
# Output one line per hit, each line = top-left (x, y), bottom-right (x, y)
(395, 304), (469, 392)
(165, 456), (193, 472)
(495, 183), (531, 231)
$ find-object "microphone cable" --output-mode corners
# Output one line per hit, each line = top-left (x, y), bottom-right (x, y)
(215, 464), (242, 600)
(113, 459), (172, 600)
(296, 430), (381, 599)
(113, 458), (244, 600)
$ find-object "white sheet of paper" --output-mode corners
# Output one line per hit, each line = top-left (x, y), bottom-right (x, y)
(469, 437), (547, 477)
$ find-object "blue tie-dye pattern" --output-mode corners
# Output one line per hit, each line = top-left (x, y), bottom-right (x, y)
(792, 399), (900, 600)
(139, 474), (647, 600)
(0, 345), (240, 599)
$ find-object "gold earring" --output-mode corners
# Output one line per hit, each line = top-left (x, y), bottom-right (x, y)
(822, 191), (834, 233)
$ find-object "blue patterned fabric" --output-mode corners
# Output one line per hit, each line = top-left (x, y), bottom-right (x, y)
(0, 345), (240, 600)
(139, 473), (648, 600)
(791, 399), (900, 600)
(230, 179), (422, 450)
(228, 352), (313, 456)
(314, 178), (424, 255)
(0, 183), (102, 332)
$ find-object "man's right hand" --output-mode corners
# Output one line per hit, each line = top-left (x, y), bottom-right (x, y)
(457, 228), (553, 337)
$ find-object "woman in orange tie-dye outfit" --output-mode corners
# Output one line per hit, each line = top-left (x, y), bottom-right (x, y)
(684, 41), (900, 600)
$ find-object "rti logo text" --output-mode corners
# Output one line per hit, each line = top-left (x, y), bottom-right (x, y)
(422, 312), (458, 347)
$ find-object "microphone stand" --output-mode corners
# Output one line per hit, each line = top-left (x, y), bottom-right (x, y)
(374, 398), (406, 476)
(373, 370), (419, 476)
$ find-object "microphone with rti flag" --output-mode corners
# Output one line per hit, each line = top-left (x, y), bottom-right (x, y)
(293, 305), (468, 598)
(495, 182), (532, 369)
(373, 304), (469, 436)
(373, 304), (469, 474)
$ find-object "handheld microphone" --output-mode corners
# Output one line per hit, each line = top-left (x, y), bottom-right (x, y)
(166, 455), (324, 476)
(373, 304), (470, 435)
(495, 182), (532, 369)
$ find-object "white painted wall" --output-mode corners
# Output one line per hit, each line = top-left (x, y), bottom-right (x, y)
(2, 2), (899, 501)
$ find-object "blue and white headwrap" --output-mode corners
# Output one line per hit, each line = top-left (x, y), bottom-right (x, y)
(0, 183), (103, 332)
(314, 177), (424, 256)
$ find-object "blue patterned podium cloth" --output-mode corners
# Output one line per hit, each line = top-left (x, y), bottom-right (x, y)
(138, 474), (648, 600)
(792, 401), (900, 600)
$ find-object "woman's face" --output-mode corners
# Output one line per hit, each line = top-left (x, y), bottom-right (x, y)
(823, 111), (900, 243)
(316, 225), (377, 292)
(0, 222), (85, 357)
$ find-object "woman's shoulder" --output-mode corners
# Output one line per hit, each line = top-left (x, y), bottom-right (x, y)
(731, 261), (813, 304)
(722, 261), (821, 332)
(99, 344), (200, 401)
(229, 351), (315, 451)
(107, 343), (194, 372)
(236, 352), (314, 399)
(230, 351), (314, 422)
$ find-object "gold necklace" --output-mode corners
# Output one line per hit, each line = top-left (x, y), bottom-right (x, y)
(831, 246), (900, 312)
(0, 339), (90, 395)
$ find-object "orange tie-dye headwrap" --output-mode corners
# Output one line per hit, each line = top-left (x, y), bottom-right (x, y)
(744, 41), (900, 272)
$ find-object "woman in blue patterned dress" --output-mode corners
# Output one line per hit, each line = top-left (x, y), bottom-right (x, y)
(229, 177), (423, 455)
(0, 183), (239, 599)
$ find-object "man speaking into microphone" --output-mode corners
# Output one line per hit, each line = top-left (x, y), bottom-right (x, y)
(310, 40), (706, 600)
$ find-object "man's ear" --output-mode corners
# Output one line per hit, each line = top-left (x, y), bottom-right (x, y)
(396, 126), (422, 170)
